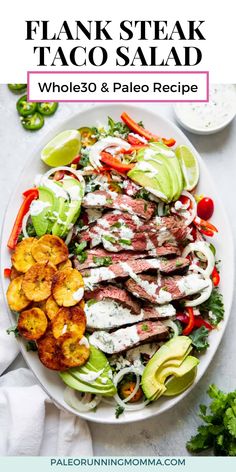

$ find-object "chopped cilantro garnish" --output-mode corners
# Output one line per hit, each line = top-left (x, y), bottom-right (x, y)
(115, 405), (125, 419)
(119, 239), (131, 246)
(87, 299), (98, 307)
(141, 323), (149, 332)
(6, 325), (19, 337)
(74, 241), (87, 255)
(26, 341), (38, 352)
(77, 251), (88, 264)
(103, 235), (116, 244)
(93, 256), (113, 267)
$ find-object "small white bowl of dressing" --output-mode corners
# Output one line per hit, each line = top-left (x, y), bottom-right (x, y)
(173, 84), (236, 135)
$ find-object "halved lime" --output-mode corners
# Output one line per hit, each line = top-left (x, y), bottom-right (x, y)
(175, 145), (199, 191)
(41, 130), (81, 167)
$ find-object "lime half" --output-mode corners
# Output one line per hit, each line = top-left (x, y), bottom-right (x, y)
(41, 130), (81, 167)
(175, 145), (199, 191)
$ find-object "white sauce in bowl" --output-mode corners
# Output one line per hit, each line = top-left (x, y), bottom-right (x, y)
(174, 85), (236, 134)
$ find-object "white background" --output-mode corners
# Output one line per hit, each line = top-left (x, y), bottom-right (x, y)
(0, 0), (235, 83)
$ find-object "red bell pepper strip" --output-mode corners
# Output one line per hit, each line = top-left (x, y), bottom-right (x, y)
(194, 317), (213, 330)
(193, 216), (218, 237)
(121, 112), (160, 141)
(127, 134), (145, 145)
(211, 266), (220, 286)
(176, 312), (213, 331)
(121, 112), (176, 146)
(71, 155), (81, 165)
(22, 188), (38, 197)
(4, 268), (11, 278)
(7, 189), (39, 250)
(182, 307), (195, 335)
(100, 151), (134, 173)
(162, 137), (176, 147)
(122, 145), (148, 154)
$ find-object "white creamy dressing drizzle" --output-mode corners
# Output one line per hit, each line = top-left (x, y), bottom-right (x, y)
(129, 133), (147, 144)
(135, 161), (159, 178)
(30, 200), (51, 216)
(77, 368), (105, 383)
(119, 262), (161, 302)
(85, 299), (176, 330)
(84, 267), (114, 289)
(89, 325), (139, 354)
(72, 287), (84, 302)
(175, 85), (236, 131)
(41, 177), (68, 199)
(83, 193), (108, 206)
(177, 273), (210, 296)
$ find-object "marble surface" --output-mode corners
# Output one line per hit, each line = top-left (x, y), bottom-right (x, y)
(0, 85), (236, 456)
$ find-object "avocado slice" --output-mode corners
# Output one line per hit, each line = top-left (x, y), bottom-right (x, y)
(128, 158), (173, 202)
(163, 356), (199, 396)
(31, 187), (55, 237)
(60, 344), (116, 397)
(149, 143), (184, 201)
(127, 142), (184, 203)
(141, 336), (193, 399)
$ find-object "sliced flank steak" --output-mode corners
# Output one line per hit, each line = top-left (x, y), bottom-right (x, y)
(89, 320), (169, 354)
(82, 191), (155, 220)
(125, 273), (211, 304)
(84, 285), (141, 315)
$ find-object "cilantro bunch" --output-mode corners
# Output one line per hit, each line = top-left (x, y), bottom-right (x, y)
(187, 384), (236, 456)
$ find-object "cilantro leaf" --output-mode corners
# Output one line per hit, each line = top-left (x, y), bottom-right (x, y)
(189, 326), (210, 352)
(6, 325), (19, 337)
(115, 405), (124, 419)
(107, 116), (130, 138)
(186, 385), (236, 456)
(224, 402), (236, 438)
(92, 256), (112, 267)
(200, 288), (224, 326)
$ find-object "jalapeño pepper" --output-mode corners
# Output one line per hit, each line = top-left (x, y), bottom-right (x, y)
(16, 95), (37, 117)
(21, 112), (44, 131)
(36, 102), (58, 116)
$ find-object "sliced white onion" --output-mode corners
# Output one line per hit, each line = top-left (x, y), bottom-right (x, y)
(89, 137), (130, 169)
(65, 227), (73, 246)
(22, 211), (31, 239)
(180, 190), (197, 226)
(113, 366), (149, 411)
(64, 387), (102, 412)
(42, 166), (85, 191)
(157, 202), (165, 216)
(185, 279), (213, 307)
(182, 241), (215, 278)
(163, 320), (179, 337)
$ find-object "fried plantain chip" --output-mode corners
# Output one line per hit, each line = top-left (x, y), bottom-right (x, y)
(37, 330), (67, 371)
(58, 259), (72, 271)
(52, 306), (86, 339)
(52, 268), (84, 307)
(45, 295), (60, 320)
(79, 299), (85, 310)
(22, 262), (57, 302)
(6, 275), (31, 312)
(32, 235), (68, 265)
(11, 237), (37, 273)
(58, 333), (90, 368)
(10, 266), (22, 281)
(17, 307), (48, 340)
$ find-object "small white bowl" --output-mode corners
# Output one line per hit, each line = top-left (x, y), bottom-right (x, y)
(173, 85), (236, 135)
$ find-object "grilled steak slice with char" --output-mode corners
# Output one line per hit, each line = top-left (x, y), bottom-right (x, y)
(89, 320), (169, 354)
(85, 285), (141, 314)
(82, 257), (190, 288)
(83, 191), (155, 220)
(125, 272), (211, 304)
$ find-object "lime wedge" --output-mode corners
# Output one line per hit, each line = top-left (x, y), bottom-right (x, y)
(41, 130), (81, 167)
(175, 145), (199, 191)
